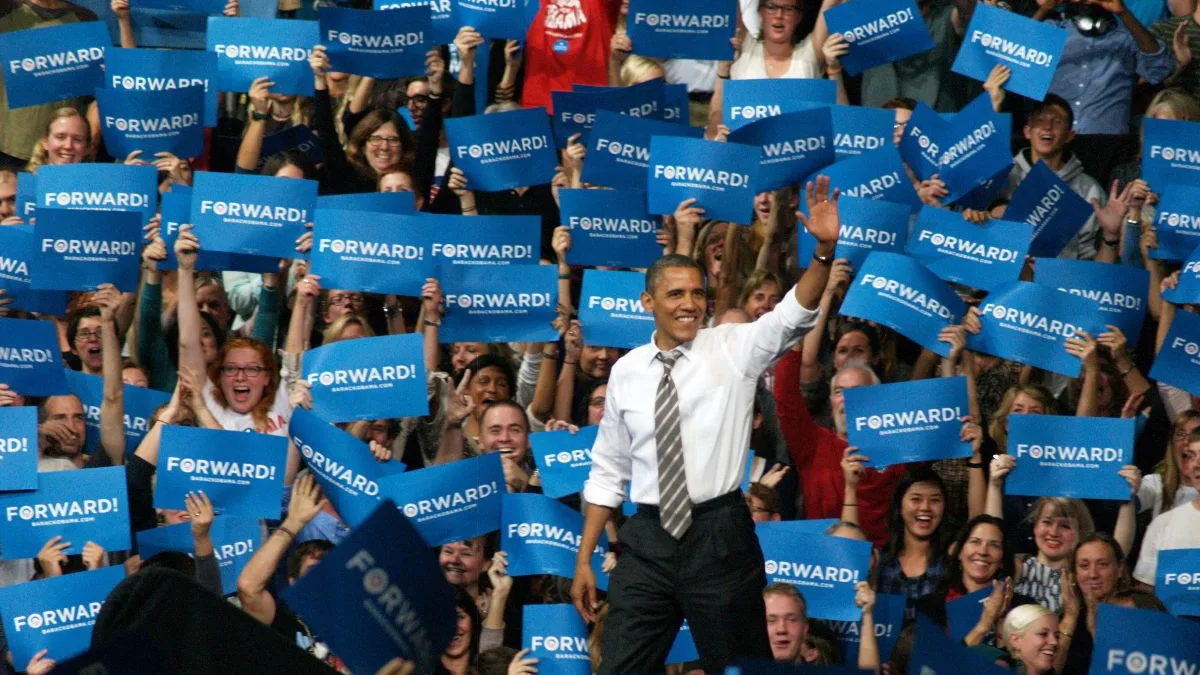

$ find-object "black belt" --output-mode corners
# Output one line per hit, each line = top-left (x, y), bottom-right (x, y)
(636, 490), (743, 517)
(687, 91), (713, 104)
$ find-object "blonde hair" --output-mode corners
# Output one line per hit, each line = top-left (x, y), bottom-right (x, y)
(988, 384), (1057, 450)
(1146, 88), (1200, 122)
(1026, 497), (1095, 541)
(321, 313), (375, 344)
(619, 55), (665, 87)
(1002, 603), (1055, 650)
(1158, 413), (1200, 513)
(28, 108), (90, 171)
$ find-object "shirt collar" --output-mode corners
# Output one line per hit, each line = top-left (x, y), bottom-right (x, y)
(645, 332), (694, 366)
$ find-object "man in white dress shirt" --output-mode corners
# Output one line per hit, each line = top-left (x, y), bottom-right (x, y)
(571, 178), (843, 674)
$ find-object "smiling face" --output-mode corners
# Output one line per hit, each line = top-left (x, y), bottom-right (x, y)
(42, 395), (86, 457)
(42, 115), (88, 165)
(703, 223), (727, 281)
(479, 404), (529, 463)
(743, 281), (781, 320)
(833, 330), (875, 370)
(643, 266), (706, 350)
(1074, 540), (1122, 603)
(438, 540), (489, 589)
(1010, 614), (1060, 675)
(365, 121), (403, 174)
(765, 592), (807, 663)
(1173, 422), (1200, 487)
(451, 343), (487, 373)
(445, 606), (473, 658)
(406, 80), (430, 127)
(219, 347), (268, 414)
(586, 384), (607, 426)
(1033, 504), (1077, 563)
(754, 191), (775, 223)
(1184, 441), (1200, 487)
(960, 522), (1004, 589)
(73, 316), (104, 373)
(580, 345), (619, 378)
(1024, 104), (1074, 161)
(467, 366), (511, 417)
(901, 481), (944, 541)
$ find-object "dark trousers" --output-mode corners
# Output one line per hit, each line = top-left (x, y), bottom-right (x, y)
(600, 492), (771, 675)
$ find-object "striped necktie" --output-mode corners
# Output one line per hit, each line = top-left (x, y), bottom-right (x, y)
(655, 350), (692, 539)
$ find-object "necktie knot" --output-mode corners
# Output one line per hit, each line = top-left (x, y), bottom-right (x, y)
(657, 350), (681, 373)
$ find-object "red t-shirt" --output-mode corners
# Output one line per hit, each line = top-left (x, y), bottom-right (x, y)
(521, 0), (620, 111)
(773, 350), (910, 547)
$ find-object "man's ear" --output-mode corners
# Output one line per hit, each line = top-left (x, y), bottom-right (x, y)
(1065, 129), (1077, 146)
(641, 290), (654, 314)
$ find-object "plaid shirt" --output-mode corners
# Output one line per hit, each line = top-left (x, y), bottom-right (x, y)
(877, 555), (948, 621)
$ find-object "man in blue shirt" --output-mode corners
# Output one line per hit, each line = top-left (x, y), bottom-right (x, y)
(1036, 0), (1175, 185)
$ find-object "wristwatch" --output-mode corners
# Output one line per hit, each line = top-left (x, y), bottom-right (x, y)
(251, 109), (270, 122)
(812, 251), (834, 266)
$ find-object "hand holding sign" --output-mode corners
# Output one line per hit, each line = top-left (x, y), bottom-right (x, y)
(36, 536), (71, 579)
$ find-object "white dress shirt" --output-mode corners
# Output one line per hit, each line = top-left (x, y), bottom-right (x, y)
(582, 287), (818, 508)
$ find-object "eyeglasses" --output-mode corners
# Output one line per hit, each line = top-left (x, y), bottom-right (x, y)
(762, 1), (799, 15)
(75, 329), (102, 341)
(220, 364), (268, 377)
(407, 94), (431, 106)
(328, 293), (365, 306)
(367, 135), (403, 147)
(1174, 428), (1193, 440)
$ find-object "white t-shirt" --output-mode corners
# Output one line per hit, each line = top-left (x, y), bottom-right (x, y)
(1133, 501), (1200, 585)
(203, 380), (292, 436)
(730, 36), (821, 81)
(1136, 473), (1199, 519)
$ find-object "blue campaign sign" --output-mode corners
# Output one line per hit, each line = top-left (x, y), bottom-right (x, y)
(626, 0), (735, 61)
(282, 499), (457, 675)
(190, 171), (317, 260)
(523, 604), (592, 675)
(1151, 184), (1200, 261)
(1150, 310), (1200, 397)
(557, 189), (662, 269)
(0, 318), (68, 396)
(0, 466), (130, 557)
(831, 104), (893, 162)
(0, 566), (126, 666)
(317, 191), (415, 215)
(899, 101), (944, 181)
(206, 17), (318, 96)
(319, 6), (428, 79)
(951, 3), (1067, 101)
(581, 110), (701, 190)
(378, 453), (505, 547)
(36, 163), (157, 224)
(905, 206), (1029, 292)
(839, 252), (964, 357)
(910, 613), (1010, 675)
(302, 333), (429, 423)
(427, 213), (540, 269)
(824, 0), (933, 76)
(1006, 160), (1093, 258)
(756, 526), (872, 621)
(728, 108), (835, 192)
(64, 370), (170, 457)
(311, 210), (430, 296)
(1090, 604), (1200, 675)
(131, 0), (223, 13)
(135, 516), (261, 595)
(31, 208), (141, 292)
(450, 0), (527, 40)
(551, 89), (602, 148)
(376, 0), (455, 45)
(647, 136), (760, 225)
(0, 225), (69, 315)
(530, 425), (599, 499)
(844, 376), (971, 468)
(946, 586), (991, 643)
(156, 426), (288, 518)
(666, 621), (699, 665)
(1006, 414), (1133, 501)
(578, 268), (654, 349)
(755, 519), (840, 537)
(1142, 118), (1200, 192)
(439, 265), (559, 344)
(662, 83), (688, 125)
(15, 171), (35, 220)
(158, 187), (275, 273)
(0, 407), (37, 492)
(812, 144), (920, 211)
(1157, 549), (1200, 617)
(501, 493), (608, 589)
(821, 592), (906, 666)
(594, 77), (669, 120)
(106, 47), (220, 128)
(446, 107), (557, 191)
(0, 21), (108, 109)
(722, 78), (836, 132)
(257, 124), (324, 171)
(954, 163), (1012, 212)
(968, 281), (1111, 377)
(1034, 257), (1148, 348)
(829, 197), (909, 270)
(939, 95), (1012, 203)
(95, 86), (205, 159)
(289, 408), (407, 528)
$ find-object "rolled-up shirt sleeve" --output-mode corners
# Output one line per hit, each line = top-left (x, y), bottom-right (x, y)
(582, 372), (632, 509)
(1135, 36), (1174, 84)
(722, 285), (819, 379)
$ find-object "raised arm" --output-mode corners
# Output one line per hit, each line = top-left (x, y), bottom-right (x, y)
(1069, 332), (1101, 418)
(553, 321), (582, 423)
(96, 283), (126, 465)
(421, 278), (443, 374)
(174, 225), (208, 379)
(985, 454), (1014, 518)
(1113, 466), (1141, 556)
(840, 445), (864, 527)
(235, 77), (275, 173)
(800, 259), (849, 385)
(792, 177), (840, 310)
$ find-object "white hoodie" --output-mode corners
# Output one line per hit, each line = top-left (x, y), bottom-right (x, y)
(1007, 149), (1106, 261)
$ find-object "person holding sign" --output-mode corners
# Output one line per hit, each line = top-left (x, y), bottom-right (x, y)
(571, 177), (842, 674)
(1133, 435), (1200, 588)
(24, 108), (89, 171)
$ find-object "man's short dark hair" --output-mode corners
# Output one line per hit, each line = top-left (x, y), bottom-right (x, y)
(1029, 94), (1074, 130)
(461, 354), (516, 394)
(645, 254), (706, 293)
(286, 539), (334, 580)
(479, 399), (529, 433)
(748, 482), (781, 515)
(67, 306), (101, 346)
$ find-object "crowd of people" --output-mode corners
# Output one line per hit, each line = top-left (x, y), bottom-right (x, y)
(1, 0), (1200, 672)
